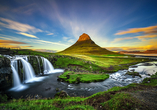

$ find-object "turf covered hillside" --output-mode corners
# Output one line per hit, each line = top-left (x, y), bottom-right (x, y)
(59, 33), (118, 55)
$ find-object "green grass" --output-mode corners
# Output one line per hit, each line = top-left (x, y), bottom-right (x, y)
(6, 48), (150, 73)
(141, 72), (157, 86)
(58, 71), (109, 83)
(101, 92), (143, 110)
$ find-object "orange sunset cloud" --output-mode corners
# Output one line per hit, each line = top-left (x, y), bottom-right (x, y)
(115, 25), (157, 35)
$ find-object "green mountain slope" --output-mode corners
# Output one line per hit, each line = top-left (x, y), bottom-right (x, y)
(59, 33), (117, 55)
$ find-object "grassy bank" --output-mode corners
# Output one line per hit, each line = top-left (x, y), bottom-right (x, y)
(58, 71), (109, 83)
(7, 49), (150, 73)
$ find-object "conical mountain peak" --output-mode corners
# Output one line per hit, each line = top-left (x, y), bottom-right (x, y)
(59, 33), (116, 55)
(77, 33), (91, 42)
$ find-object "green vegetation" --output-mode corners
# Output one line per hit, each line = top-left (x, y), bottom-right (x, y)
(101, 92), (143, 110)
(141, 72), (157, 86)
(3, 48), (149, 73)
(58, 71), (109, 83)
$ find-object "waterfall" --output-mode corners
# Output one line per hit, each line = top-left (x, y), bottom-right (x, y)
(13, 57), (44, 83)
(10, 61), (28, 91)
(42, 57), (64, 74)
(13, 60), (18, 73)
(42, 57), (54, 74)
(20, 58), (36, 82)
(11, 64), (21, 87)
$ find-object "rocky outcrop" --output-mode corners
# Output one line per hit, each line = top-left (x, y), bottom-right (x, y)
(0, 56), (12, 92)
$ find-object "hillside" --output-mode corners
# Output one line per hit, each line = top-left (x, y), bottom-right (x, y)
(59, 33), (117, 55)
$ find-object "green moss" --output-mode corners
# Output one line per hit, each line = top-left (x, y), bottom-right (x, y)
(59, 71), (109, 83)
(64, 105), (95, 110)
(0, 94), (8, 103)
(141, 72), (157, 86)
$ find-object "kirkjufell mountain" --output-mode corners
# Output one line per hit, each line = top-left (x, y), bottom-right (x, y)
(60, 33), (116, 55)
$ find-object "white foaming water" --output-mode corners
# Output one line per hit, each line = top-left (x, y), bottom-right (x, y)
(11, 64), (21, 87)
(10, 62), (28, 91)
(42, 57), (64, 74)
(11, 57), (45, 84)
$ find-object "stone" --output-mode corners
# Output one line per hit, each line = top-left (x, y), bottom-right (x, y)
(54, 90), (69, 98)
(45, 87), (51, 91)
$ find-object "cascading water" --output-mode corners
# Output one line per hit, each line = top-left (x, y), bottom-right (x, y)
(41, 57), (64, 74)
(6, 55), (64, 91)
(20, 58), (36, 82)
(10, 61), (28, 91)
(42, 57), (54, 74)
(11, 64), (21, 87)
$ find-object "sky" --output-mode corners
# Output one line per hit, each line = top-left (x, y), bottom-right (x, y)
(0, 0), (157, 52)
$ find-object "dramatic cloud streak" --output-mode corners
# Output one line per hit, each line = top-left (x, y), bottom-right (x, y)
(0, 39), (27, 44)
(0, 17), (42, 33)
(17, 32), (38, 38)
(115, 25), (157, 35)
(105, 45), (157, 52)
(112, 35), (157, 43)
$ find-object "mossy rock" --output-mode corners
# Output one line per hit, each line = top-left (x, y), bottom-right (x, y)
(125, 71), (142, 78)
(54, 90), (69, 98)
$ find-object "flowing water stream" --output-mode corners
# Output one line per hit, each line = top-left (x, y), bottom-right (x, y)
(4, 55), (157, 99)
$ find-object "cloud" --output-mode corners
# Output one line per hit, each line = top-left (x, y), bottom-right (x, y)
(47, 33), (54, 35)
(32, 49), (57, 53)
(0, 39), (33, 49)
(112, 37), (134, 43)
(0, 17), (43, 33)
(112, 35), (157, 43)
(68, 39), (75, 43)
(36, 39), (68, 46)
(13, 3), (37, 15)
(0, 39), (27, 44)
(63, 37), (68, 40)
(115, 25), (157, 35)
(17, 32), (38, 38)
(105, 45), (157, 52)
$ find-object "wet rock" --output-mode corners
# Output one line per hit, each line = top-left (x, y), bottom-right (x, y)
(54, 90), (69, 98)
(56, 88), (59, 91)
(45, 87), (51, 91)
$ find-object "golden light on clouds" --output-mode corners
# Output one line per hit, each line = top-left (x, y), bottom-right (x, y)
(105, 45), (157, 52)
(0, 39), (27, 44)
(0, 39), (32, 49)
(112, 35), (157, 43)
(115, 25), (157, 35)
(17, 32), (38, 38)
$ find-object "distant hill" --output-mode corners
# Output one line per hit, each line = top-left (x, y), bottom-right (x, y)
(119, 50), (157, 54)
(59, 33), (117, 55)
